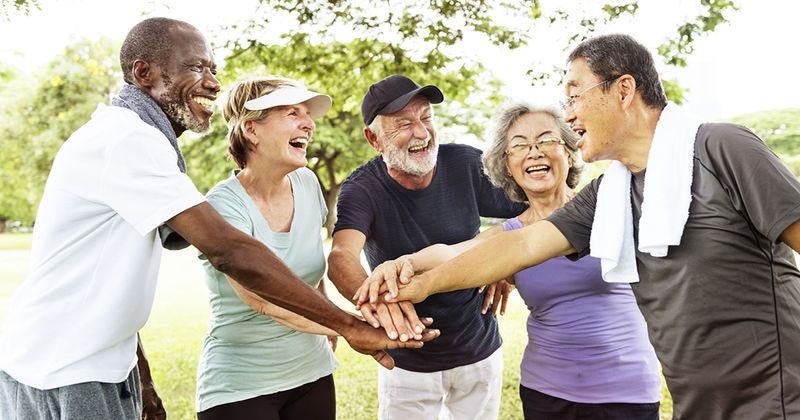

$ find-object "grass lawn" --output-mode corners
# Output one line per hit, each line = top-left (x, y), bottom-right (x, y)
(0, 233), (674, 419)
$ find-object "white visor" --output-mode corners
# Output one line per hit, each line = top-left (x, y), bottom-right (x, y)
(243, 86), (332, 118)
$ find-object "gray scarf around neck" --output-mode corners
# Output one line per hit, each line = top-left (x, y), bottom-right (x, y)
(111, 84), (186, 172)
(111, 84), (190, 249)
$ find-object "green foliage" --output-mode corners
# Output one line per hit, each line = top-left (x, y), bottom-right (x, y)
(1, 0), (38, 19)
(657, 0), (739, 67)
(728, 108), (800, 156)
(0, 38), (120, 224)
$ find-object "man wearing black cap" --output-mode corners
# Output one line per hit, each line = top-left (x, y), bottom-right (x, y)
(328, 75), (525, 419)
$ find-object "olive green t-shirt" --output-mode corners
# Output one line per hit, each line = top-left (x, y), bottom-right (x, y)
(196, 168), (337, 412)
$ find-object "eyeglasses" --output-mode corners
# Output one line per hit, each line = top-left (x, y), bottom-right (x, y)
(559, 76), (620, 111)
(505, 137), (566, 158)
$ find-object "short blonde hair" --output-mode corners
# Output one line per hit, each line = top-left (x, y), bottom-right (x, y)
(222, 76), (301, 168)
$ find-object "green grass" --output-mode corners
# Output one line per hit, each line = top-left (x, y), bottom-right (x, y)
(0, 233), (674, 419)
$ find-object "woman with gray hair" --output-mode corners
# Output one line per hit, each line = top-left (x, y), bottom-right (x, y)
(357, 102), (662, 419)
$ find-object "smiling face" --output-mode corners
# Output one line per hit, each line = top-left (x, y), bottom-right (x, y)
(505, 112), (572, 197)
(563, 58), (624, 163)
(246, 102), (315, 170)
(150, 26), (220, 135)
(375, 95), (438, 177)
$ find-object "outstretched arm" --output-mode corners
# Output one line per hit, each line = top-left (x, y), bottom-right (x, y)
(389, 220), (574, 303)
(357, 226), (505, 304)
(166, 202), (438, 367)
(226, 275), (338, 336)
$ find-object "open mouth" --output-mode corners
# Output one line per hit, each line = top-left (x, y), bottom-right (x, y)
(289, 137), (309, 152)
(192, 96), (215, 113)
(408, 139), (431, 154)
(525, 164), (551, 175)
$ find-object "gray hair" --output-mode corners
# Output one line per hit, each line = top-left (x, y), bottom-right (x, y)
(482, 103), (584, 203)
(568, 33), (667, 110)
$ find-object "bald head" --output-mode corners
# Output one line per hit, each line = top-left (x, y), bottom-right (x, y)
(119, 17), (200, 84)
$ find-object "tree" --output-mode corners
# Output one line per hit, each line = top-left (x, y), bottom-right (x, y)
(0, 38), (120, 230)
(189, 0), (737, 236)
(729, 108), (800, 177)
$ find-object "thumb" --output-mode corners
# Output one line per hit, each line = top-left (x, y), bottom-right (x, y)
(372, 350), (395, 369)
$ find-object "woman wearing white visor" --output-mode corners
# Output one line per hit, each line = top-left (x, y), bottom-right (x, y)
(196, 77), (339, 420)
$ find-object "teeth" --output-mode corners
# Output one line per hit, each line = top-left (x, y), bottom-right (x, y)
(525, 165), (549, 173)
(408, 139), (429, 152)
(193, 96), (214, 108)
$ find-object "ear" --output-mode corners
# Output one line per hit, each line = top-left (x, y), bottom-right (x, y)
(132, 59), (159, 89)
(243, 120), (260, 146)
(617, 74), (637, 108)
(364, 127), (383, 153)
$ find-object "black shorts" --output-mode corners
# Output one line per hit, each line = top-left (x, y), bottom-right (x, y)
(520, 385), (660, 420)
(197, 374), (335, 420)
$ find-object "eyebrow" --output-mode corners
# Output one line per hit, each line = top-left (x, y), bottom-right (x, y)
(536, 130), (556, 139)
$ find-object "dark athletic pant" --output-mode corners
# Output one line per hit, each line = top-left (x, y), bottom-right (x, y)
(520, 385), (660, 420)
(197, 374), (335, 420)
(0, 367), (141, 420)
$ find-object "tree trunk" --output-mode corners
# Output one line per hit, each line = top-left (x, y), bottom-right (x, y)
(0, 218), (6, 233)
(323, 183), (340, 239)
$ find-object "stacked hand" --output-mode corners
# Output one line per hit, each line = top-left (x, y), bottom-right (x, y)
(342, 317), (439, 369)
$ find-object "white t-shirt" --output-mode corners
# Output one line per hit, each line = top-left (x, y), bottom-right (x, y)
(0, 104), (204, 389)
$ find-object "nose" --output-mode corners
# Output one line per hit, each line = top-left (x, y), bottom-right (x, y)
(300, 112), (315, 132)
(527, 144), (545, 158)
(203, 72), (221, 94)
(563, 105), (577, 125)
(412, 120), (428, 139)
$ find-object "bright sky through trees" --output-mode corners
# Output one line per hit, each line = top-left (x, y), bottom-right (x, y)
(1, 0), (797, 119)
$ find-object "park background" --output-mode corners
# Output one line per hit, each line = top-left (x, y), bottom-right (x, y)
(1, 0), (799, 418)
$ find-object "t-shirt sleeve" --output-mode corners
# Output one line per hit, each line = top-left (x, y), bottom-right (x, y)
(332, 176), (374, 237)
(100, 126), (204, 236)
(547, 176), (601, 258)
(699, 123), (800, 242)
(307, 169), (329, 227)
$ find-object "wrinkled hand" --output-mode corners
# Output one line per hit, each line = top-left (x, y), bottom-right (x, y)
(479, 279), (514, 316)
(357, 300), (430, 342)
(354, 258), (415, 306)
(141, 383), (166, 420)
(382, 275), (432, 304)
(343, 318), (440, 369)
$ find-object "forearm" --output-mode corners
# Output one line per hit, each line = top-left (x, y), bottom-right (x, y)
(227, 276), (338, 336)
(214, 238), (356, 335)
(422, 221), (573, 294)
(136, 334), (155, 385)
(327, 248), (369, 298)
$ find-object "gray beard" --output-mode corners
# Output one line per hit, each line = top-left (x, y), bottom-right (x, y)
(382, 138), (438, 177)
(159, 74), (210, 134)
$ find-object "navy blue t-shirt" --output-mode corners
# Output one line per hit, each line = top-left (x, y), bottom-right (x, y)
(334, 143), (526, 371)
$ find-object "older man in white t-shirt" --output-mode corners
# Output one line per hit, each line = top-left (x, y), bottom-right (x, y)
(0, 17), (435, 420)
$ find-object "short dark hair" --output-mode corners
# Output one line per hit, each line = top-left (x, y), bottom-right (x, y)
(119, 17), (196, 84)
(568, 34), (667, 110)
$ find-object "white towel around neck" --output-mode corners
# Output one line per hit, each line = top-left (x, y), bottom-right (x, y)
(589, 103), (703, 283)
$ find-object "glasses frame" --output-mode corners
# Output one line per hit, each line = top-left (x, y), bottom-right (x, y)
(559, 76), (621, 111)
(504, 137), (566, 158)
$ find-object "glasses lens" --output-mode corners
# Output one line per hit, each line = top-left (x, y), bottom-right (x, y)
(536, 138), (563, 152)
(508, 143), (530, 157)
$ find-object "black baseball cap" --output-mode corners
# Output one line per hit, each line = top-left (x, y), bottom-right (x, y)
(361, 75), (444, 126)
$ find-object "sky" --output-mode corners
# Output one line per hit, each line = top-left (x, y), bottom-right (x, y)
(1, 0), (798, 121)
